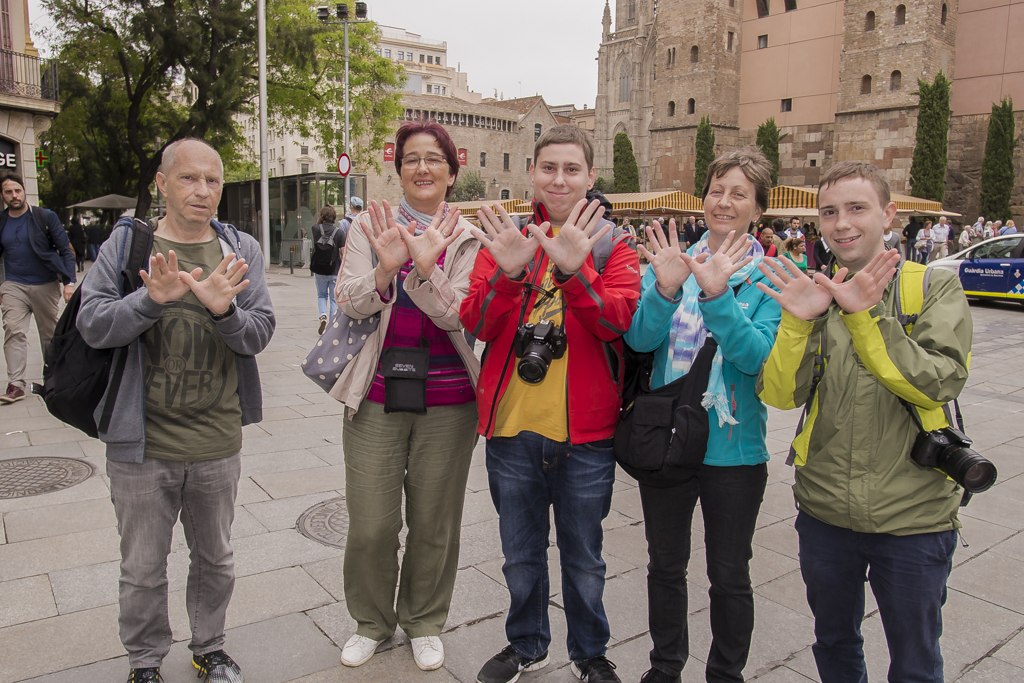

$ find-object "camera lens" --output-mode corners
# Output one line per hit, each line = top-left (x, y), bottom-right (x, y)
(518, 344), (554, 384)
(940, 446), (998, 493)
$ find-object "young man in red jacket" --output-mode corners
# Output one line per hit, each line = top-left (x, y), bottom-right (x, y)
(461, 125), (641, 683)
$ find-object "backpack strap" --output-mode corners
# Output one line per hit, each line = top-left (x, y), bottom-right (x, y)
(99, 219), (154, 436)
(894, 261), (929, 335)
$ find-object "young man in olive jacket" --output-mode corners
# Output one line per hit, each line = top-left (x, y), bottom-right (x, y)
(756, 162), (972, 683)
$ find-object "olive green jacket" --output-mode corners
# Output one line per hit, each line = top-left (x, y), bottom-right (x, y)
(757, 266), (973, 535)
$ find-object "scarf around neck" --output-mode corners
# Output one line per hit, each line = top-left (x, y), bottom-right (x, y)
(667, 233), (765, 427)
(397, 197), (448, 235)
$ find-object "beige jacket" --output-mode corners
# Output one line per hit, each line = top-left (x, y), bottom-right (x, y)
(329, 211), (482, 417)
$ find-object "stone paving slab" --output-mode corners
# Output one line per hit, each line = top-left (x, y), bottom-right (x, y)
(0, 269), (1022, 682)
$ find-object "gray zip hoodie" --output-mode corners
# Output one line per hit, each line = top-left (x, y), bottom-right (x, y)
(78, 218), (276, 463)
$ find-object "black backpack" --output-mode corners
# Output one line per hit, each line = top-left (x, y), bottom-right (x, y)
(34, 219), (154, 438)
(309, 223), (339, 275)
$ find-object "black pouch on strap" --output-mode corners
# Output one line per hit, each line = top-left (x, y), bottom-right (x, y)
(381, 346), (430, 414)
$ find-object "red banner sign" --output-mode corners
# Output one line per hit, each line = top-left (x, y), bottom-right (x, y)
(383, 143), (395, 163)
(458, 148), (467, 166)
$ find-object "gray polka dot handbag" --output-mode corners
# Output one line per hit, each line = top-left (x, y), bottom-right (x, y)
(302, 311), (381, 392)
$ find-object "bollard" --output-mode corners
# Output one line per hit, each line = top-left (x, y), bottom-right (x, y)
(289, 244), (295, 274)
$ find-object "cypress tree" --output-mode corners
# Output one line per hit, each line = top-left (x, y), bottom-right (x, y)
(756, 118), (781, 186)
(613, 132), (641, 193)
(909, 72), (951, 202)
(980, 97), (1016, 223)
(694, 115), (715, 194)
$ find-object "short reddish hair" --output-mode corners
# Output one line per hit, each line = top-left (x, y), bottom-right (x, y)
(393, 120), (460, 198)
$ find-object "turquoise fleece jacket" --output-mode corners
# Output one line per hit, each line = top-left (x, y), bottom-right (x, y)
(624, 260), (781, 467)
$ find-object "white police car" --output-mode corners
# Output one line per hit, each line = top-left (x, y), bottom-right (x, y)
(927, 234), (1024, 305)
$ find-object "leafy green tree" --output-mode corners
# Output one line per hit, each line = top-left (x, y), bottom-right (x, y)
(756, 118), (782, 187)
(613, 132), (640, 193)
(593, 176), (613, 194)
(449, 169), (486, 202)
(694, 115), (715, 194)
(41, 0), (404, 217)
(980, 97), (1017, 222)
(909, 72), (951, 202)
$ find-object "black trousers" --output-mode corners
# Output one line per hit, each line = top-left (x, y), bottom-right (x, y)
(639, 463), (768, 682)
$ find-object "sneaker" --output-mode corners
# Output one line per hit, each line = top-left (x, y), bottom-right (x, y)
(0, 384), (25, 404)
(639, 669), (680, 683)
(477, 644), (549, 683)
(192, 650), (243, 683)
(411, 635), (445, 671)
(318, 315), (328, 335)
(127, 669), (161, 683)
(571, 656), (620, 683)
(341, 634), (383, 667)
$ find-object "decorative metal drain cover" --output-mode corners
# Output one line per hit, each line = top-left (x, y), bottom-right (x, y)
(297, 496), (349, 548)
(0, 457), (94, 499)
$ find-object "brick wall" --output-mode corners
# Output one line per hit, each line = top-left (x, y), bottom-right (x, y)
(945, 111), (1024, 224)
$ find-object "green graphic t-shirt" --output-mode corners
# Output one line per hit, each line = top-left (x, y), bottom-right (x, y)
(143, 235), (242, 461)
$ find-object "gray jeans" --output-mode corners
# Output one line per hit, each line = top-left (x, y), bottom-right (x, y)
(0, 280), (60, 388)
(107, 452), (241, 668)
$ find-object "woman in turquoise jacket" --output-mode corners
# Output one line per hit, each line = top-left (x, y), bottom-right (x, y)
(624, 148), (781, 683)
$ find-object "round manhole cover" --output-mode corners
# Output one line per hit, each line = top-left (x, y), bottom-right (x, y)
(0, 457), (94, 499)
(297, 496), (349, 548)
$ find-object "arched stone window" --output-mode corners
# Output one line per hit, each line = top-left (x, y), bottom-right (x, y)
(669, 101), (676, 116)
(891, 70), (902, 90)
(619, 61), (632, 102)
(865, 10), (875, 30)
(691, 46), (699, 63)
(861, 74), (872, 95)
(895, 4), (906, 25)
(941, 3), (947, 24)
(687, 98), (696, 114)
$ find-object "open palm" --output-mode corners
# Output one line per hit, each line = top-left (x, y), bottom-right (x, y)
(400, 205), (463, 280)
(471, 203), (537, 278)
(363, 200), (410, 274)
(757, 256), (833, 320)
(638, 219), (690, 297)
(815, 249), (900, 314)
(682, 231), (754, 296)
(526, 198), (610, 274)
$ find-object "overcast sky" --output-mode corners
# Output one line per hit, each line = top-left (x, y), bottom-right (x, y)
(27, 0), (609, 109)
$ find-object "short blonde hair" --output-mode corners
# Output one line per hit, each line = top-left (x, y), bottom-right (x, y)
(819, 161), (890, 206)
(700, 147), (773, 214)
(534, 124), (595, 170)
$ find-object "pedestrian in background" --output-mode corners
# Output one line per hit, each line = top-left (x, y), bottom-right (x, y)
(308, 204), (345, 335)
(784, 236), (808, 273)
(930, 216), (950, 262)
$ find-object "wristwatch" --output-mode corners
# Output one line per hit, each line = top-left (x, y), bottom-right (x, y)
(209, 303), (235, 321)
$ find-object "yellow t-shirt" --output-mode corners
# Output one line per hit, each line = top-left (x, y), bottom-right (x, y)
(492, 250), (569, 442)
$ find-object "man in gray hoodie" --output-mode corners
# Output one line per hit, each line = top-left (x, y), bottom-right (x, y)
(78, 138), (276, 683)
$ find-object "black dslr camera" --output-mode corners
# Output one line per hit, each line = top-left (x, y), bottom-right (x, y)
(513, 320), (567, 384)
(911, 425), (997, 494)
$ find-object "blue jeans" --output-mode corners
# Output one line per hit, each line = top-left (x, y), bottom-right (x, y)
(487, 432), (616, 663)
(315, 273), (337, 319)
(796, 511), (957, 683)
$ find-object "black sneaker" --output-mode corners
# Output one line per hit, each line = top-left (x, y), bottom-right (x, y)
(639, 668), (680, 683)
(193, 650), (243, 683)
(571, 655), (620, 683)
(127, 669), (161, 683)
(477, 644), (550, 683)
(318, 315), (328, 335)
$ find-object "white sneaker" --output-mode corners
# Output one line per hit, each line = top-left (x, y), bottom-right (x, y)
(411, 635), (445, 671)
(341, 634), (382, 667)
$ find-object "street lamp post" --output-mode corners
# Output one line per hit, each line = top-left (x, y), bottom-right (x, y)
(318, 2), (369, 209)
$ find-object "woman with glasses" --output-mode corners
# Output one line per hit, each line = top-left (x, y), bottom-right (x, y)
(332, 120), (481, 672)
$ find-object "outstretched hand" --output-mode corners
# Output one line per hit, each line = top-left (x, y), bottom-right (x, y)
(757, 256), (833, 321)
(813, 249), (900, 314)
(364, 200), (411, 293)
(681, 231), (754, 297)
(400, 205), (463, 281)
(179, 253), (250, 316)
(470, 203), (537, 278)
(141, 250), (191, 304)
(526, 198), (610, 275)
(638, 219), (691, 298)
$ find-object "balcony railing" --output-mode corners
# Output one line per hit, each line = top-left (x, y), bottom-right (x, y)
(0, 49), (59, 102)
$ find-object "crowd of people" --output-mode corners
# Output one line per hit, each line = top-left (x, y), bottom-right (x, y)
(0, 128), (977, 683)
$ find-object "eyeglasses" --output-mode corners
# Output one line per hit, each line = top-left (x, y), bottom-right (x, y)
(401, 155), (447, 169)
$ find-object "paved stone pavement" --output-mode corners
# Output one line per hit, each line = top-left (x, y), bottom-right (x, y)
(2, 265), (1024, 683)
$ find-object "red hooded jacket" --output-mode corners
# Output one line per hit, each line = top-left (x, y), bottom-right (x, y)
(459, 206), (641, 444)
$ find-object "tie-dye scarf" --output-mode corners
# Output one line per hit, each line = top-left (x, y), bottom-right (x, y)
(667, 233), (765, 427)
